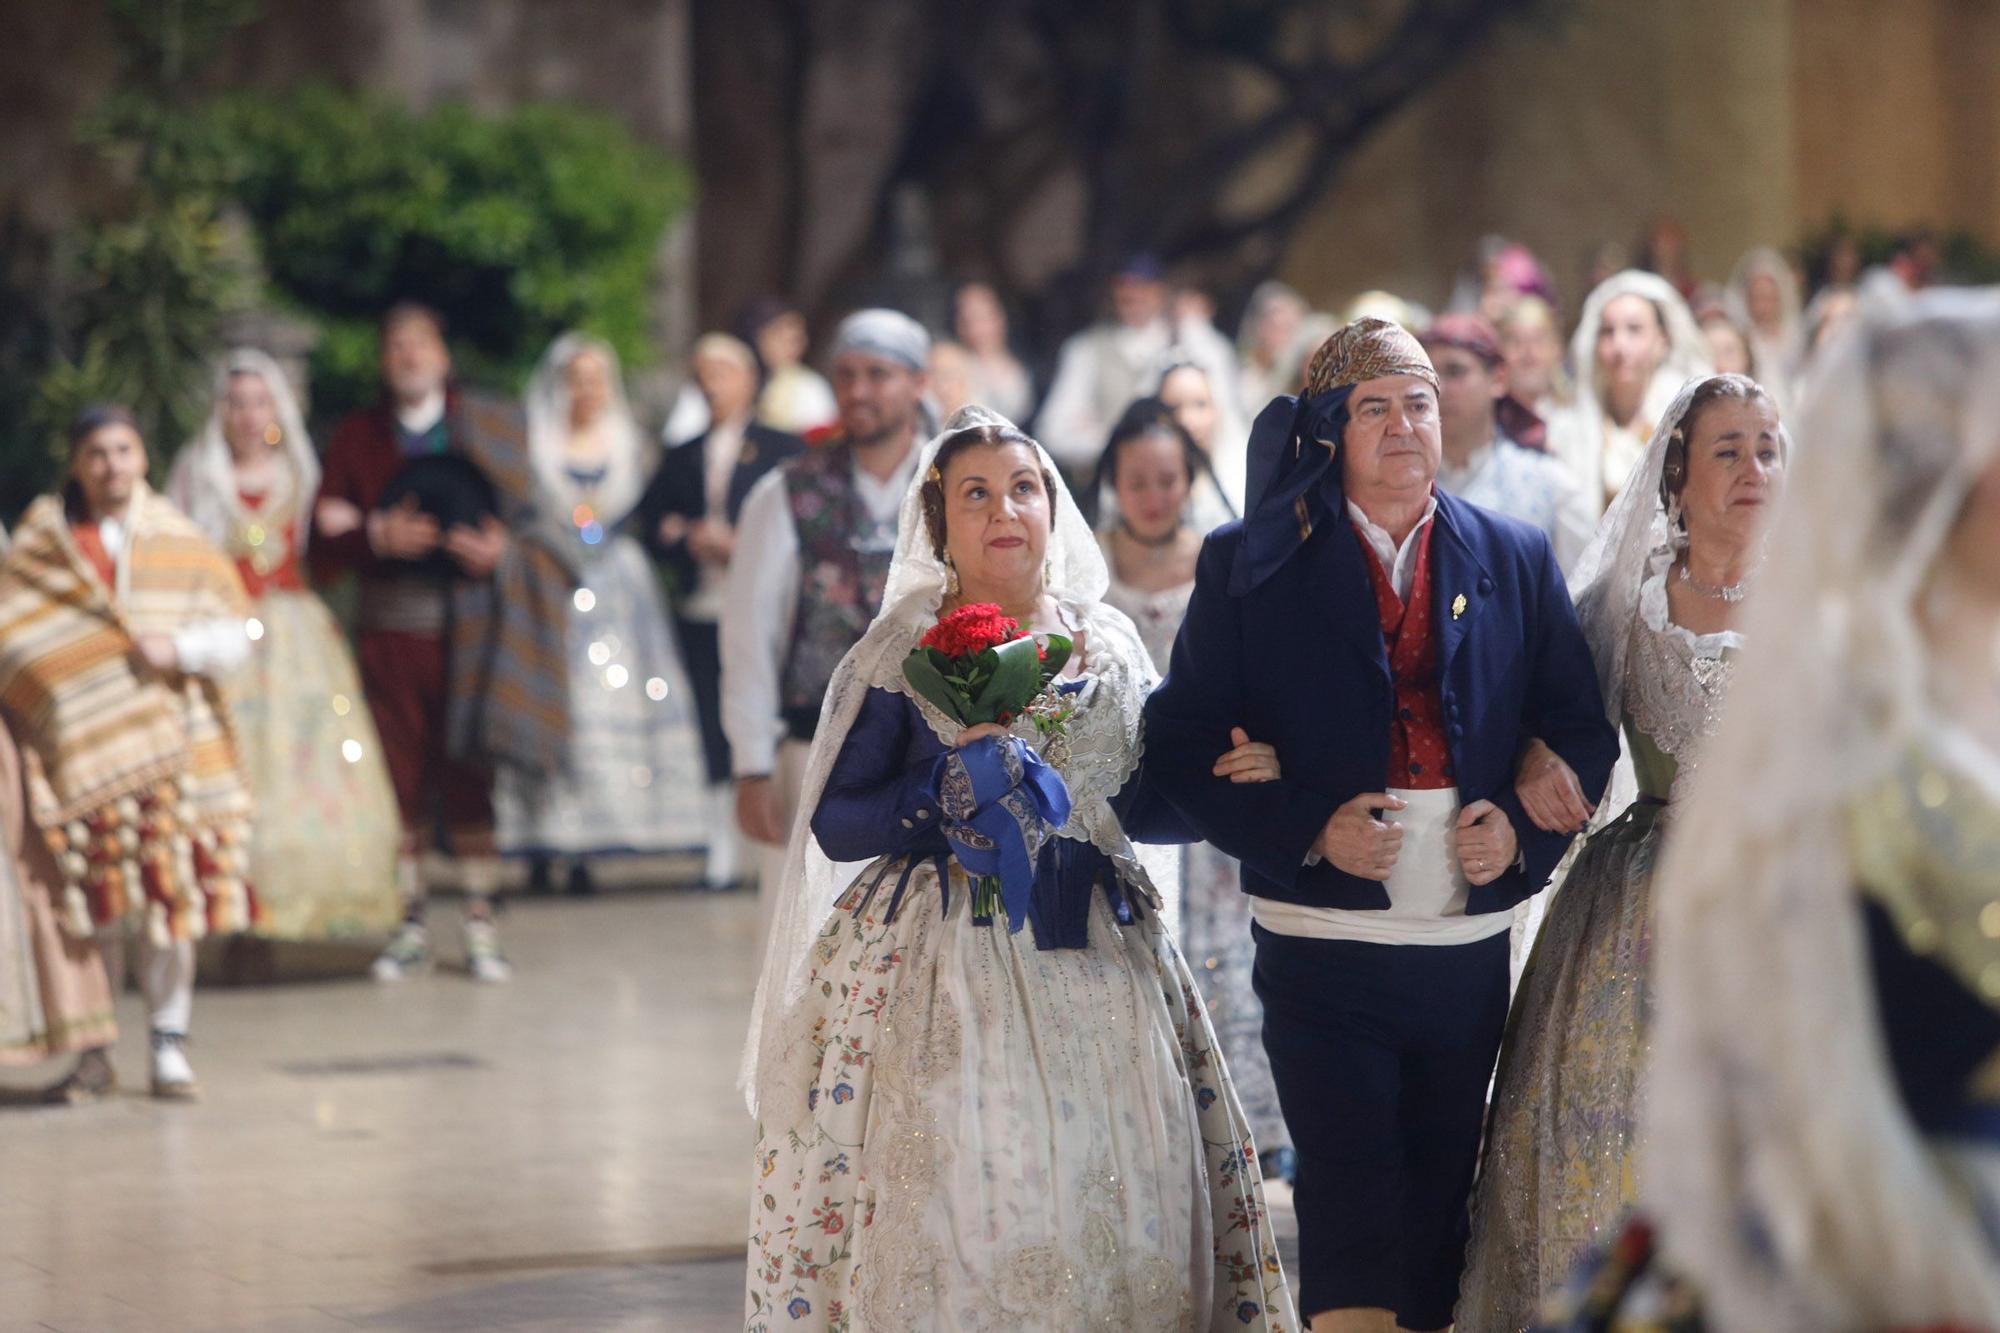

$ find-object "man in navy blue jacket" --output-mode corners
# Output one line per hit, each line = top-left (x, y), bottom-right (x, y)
(1143, 319), (1618, 1332)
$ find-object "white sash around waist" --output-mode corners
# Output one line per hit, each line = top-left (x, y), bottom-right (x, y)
(1250, 787), (1514, 947)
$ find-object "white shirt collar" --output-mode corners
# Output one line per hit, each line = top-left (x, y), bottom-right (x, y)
(396, 390), (446, 435)
(95, 513), (128, 557)
(1346, 491), (1438, 602)
(853, 443), (920, 525)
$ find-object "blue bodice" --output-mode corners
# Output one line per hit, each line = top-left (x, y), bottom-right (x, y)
(810, 686), (1189, 950)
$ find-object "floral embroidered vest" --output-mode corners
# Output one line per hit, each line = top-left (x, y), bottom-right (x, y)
(779, 442), (894, 738)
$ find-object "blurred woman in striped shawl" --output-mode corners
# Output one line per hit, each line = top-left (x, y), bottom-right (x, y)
(0, 405), (256, 1099)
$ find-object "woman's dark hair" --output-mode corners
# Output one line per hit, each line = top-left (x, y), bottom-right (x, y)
(1091, 396), (1210, 513)
(68, 403), (140, 454)
(919, 423), (1058, 559)
(733, 295), (797, 379)
(1659, 372), (1778, 517)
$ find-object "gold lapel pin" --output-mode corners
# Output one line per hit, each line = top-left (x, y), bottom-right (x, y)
(1451, 593), (1467, 620)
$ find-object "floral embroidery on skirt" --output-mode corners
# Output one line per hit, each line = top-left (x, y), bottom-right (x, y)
(746, 856), (1295, 1332)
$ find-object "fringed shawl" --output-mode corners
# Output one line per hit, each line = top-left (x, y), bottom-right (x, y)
(0, 488), (255, 939)
(444, 394), (576, 779)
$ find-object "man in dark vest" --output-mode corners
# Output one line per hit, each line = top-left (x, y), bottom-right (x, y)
(718, 309), (930, 935)
(1142, 319), (1618, 1332)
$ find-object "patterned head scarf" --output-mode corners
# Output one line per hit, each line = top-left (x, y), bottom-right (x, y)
(1303, 316), (1438, 396)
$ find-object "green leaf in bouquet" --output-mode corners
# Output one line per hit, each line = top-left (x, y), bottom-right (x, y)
(1037, 633), (1073, 684)
(969, 635), (1044, 722)
(902, 648), (971, 725)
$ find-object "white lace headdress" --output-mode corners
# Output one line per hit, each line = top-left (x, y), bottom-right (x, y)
(523, 332), (653, 526)
(1725, 246), (1803, 343)
(1566, 371), (1785, 732)
(739, 404), (1151, 1119)
(1645, 288), (2000, 1328)
(1569, 269), (1712, 435)
(168, 348), (319, 548)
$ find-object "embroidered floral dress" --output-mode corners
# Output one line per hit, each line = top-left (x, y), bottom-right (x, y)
(1457, 556), (1738, 1331)
(745, 650), (1294, 1331)
(221, 489), (403, 940)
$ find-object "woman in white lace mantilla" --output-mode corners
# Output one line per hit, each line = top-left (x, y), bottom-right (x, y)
(1629, 289), (2000, 1330)
(495, 334), (708, 879)
(1457, 374), (1788, 1330)
(1555, 271), (1713, 517)
(742, 406), (1295, 1332)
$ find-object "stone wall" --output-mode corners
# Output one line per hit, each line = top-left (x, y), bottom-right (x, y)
(1276, 0), (2000, 318)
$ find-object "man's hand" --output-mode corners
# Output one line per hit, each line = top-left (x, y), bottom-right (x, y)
(443, 516), (508, 579)
(1315, 792), (1407, 880)
(736, 776), (787, 845)
(1515, 737), (1595, 834)
(366, 498), (440, 561)
(656, 512), (690, 547)
(1455, 800), (1519, 887)
(687, 516), (735, 566)
(1212, 726), (1280, 783)
(316, 497), (363, 540)
(133, 634), (179, 674)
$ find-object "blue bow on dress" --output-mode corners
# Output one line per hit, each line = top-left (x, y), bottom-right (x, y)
(927, 734), (1073, 933)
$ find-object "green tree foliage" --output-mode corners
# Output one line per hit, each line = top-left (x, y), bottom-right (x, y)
(210, 88), (694, 428)
(23, 0), (259, 495)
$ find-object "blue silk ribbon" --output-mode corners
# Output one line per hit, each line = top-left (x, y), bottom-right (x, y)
(928, 735), (1073, 934)
(1229, 384), (1356, 596)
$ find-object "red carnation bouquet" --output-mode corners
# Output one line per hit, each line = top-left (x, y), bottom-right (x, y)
(903, 603), (1075, 740)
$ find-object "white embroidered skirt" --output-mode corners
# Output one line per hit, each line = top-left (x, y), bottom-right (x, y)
(746, 856), (1295, 1332)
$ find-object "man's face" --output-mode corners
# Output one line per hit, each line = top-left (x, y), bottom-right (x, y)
(693, 350), (757, 422)
(72, 423), (148, 515)
(832, 350), (926, 446)
(1110, 274), (1166, 329)
(381, 314), (450, 403)
(1431, 347), (1503, 453)
(1340, 374), (1441, 498)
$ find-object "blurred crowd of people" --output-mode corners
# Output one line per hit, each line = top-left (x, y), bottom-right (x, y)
(0, 195), (1995, 1333)
(0, 217), (1935, 1110)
